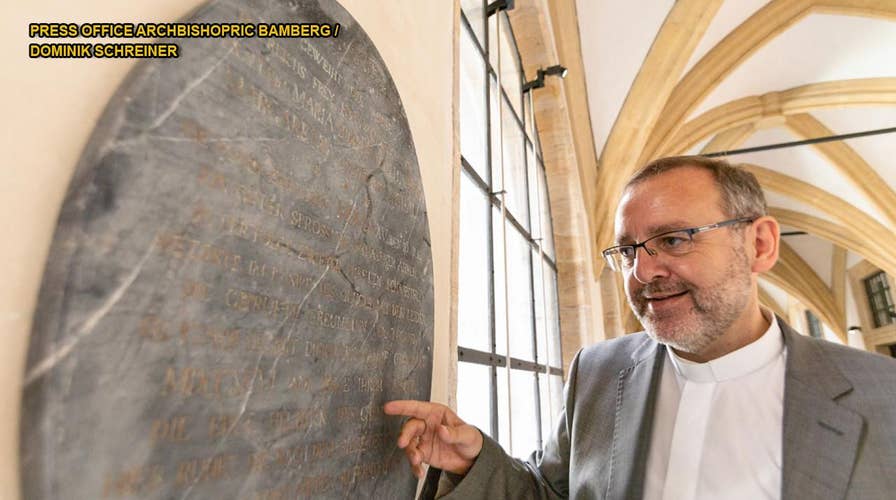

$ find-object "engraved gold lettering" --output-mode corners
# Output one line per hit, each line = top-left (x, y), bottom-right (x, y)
(270, 408), (326, 434)
(350, 265), (381, 288)
(266, 41), (308, 80)
(311, 76), (333, 101)
(156, 231), (243, 274)
(303, 340), (343, 359)
(208, 414), (236, 439)
(322, 375), (383, 394)
(103, 464), (163, 498)
(375, 325), (421, 345)
(224, 288), (304, 322)
(248, 450), (270, 473)
(365, 220), (410, 254)
(295, 89), (335, 131)
(289, 209), (334, 239)
(274, 443), (307, 467)
(181, 279), (209, 301)
(299, 39), (343, 85)
(308, 307), (371, 333)
(353, 242), (396, 270)
(244, 332), (294, 357)
(397, 259), (417, 279)
(220, 67), (332, 156)
(175, 454), (236, 487)
(386, 278), (422, 302)
(243, 432), (389, 497)
(287, 375), (310, 391)
(334, 404), (377, 428)
(190, 203), (211, 226)
(179, 321), (240, 350)
(150, 416), (189, 443)
(162, 366), (276, 400)
(213, 217), (305, 266)
(138, 315), (169, 341)
(163, 367), (207, 397)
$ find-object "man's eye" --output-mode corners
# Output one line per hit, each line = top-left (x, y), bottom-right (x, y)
(657, 236), (687, 249)
(619, 247), (635, 259)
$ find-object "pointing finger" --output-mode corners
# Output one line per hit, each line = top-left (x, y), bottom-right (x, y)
(384, 400), (444, 420)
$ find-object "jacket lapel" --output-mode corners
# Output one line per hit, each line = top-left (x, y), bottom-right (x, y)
(606, 339), (664, 500)
(781, 321), (864, 500)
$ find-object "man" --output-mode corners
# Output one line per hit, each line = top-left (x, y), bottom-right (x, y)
(385, 156), (896, 499)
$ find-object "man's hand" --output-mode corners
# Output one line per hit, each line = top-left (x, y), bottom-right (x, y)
(384, 400), (484, 479)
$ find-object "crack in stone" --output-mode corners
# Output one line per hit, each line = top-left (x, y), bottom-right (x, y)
(24, 4), (429, 498)
(334, 39), (354, 73)
(24, 238), (156, 387)
(401, 340), (426, 383)
(178, 352), (262, 500)
(360, 308), (381, 347)
(149, 42), (236, 130)
(336, 267), (361, 296)
(268, 194), (360, 382)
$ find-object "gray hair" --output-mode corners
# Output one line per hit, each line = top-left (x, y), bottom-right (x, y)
(625, 155), (767, 219)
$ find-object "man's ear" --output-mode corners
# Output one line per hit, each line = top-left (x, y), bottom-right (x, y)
(751, 216), (780, 273)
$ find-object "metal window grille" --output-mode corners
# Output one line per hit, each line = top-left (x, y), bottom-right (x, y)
(456, 3), (564, 457)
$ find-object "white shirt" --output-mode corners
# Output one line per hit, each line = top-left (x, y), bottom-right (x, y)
(643, 313), (786, 500)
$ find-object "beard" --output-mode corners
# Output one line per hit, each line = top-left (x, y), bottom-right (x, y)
(626, 247), (753, 356)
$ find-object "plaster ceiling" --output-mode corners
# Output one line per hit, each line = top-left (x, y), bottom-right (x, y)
(692, 13), (896, 116)
(575, 0), (896, 335)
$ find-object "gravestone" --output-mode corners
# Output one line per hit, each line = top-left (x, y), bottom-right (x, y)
(21, 0), (432, 498)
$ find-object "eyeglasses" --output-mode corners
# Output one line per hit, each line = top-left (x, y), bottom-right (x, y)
(602, 217), (755, 272)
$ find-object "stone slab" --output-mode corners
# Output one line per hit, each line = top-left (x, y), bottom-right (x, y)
(21, 1), (432, 498)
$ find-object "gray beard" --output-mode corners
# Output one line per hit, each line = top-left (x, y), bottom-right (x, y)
(628, 249), (752, 356)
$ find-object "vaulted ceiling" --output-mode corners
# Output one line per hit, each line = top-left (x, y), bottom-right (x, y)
(574, 0), (896, 341)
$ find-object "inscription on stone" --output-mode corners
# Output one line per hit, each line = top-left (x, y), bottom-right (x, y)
(21, 1), (432, 498)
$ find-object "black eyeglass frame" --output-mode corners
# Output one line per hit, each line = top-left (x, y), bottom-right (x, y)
(602, 216), (756, 271)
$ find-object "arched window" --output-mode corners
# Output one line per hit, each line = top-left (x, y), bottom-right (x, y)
(456, 1), (563, 458)
(864, 271), (895, 329)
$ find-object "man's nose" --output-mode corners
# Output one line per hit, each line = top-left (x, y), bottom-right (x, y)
(631, 246), (670, 284)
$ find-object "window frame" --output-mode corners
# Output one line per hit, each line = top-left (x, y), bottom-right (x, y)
(455, 4), (564, 457)
(805, 309), (823, 338)
(863, 271), (895, 329)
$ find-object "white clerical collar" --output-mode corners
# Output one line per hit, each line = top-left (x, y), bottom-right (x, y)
(667, 311), (783, 383)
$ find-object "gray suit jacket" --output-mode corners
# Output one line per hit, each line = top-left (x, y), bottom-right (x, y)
(424, 320), (896, 499)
